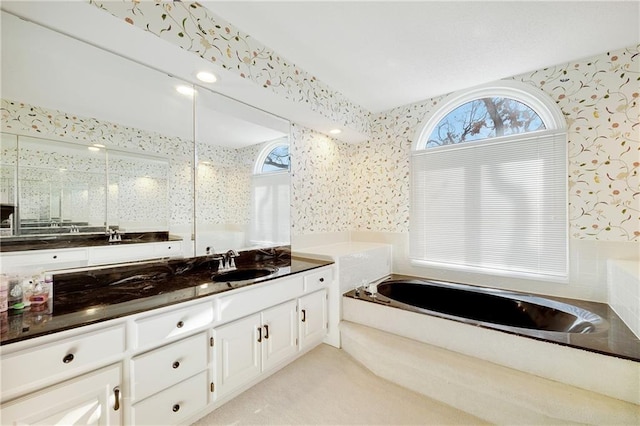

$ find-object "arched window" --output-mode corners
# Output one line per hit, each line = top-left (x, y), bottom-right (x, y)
(425, 97), (545, 148)
(250, 139), (290, 247)
(410, 81), (568, 281)
(254, 139), (290, 174)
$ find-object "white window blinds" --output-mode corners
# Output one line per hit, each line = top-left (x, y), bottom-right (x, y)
(410, 131), (568, 280)
(249, 171), (290, 246)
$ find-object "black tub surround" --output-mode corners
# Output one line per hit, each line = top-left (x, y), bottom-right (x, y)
(1, 247), (332, 345)
(345, 275), (640, 362)
(0, 231), (181, 252)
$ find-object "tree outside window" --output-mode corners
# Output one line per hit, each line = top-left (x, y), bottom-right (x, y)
(261, 145), (290, 173)
(427, 97), (545, 148)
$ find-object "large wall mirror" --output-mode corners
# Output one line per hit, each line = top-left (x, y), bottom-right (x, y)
(0, 6), (291, 259)
(195, 91), (291, 256)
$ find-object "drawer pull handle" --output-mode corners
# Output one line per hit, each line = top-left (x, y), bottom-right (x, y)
(172, 361), (180, 369)
(301, 309), (306, 322)
(264, 324), (269, 339)
(319, 277), (324, 282)
(257, 326), (262, 343)
(172, 404), (180, 413)
(113, 386), (121, 411)
(62, 353), (75, 364)
(176, 321), (184, 328)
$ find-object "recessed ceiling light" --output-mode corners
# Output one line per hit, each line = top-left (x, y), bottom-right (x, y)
(176, 85), (196, 96)
(329, 129), (342, 135)
(196, 71), (217, 83)
(88, 146), (100, 152)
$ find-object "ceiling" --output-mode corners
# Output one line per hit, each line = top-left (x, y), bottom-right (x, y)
(2, 1), (638, 144)
(0, 2), (289, 148)
(204, 1), (640, 113)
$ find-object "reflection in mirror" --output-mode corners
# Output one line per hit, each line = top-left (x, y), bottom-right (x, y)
(107, 149), (170, 232)
(1, 8), (195, 255)
(195, 90), (291, 255)
(16, 136), (106, 235)
(0, 133), (17, 235)
(251, 140), (291, 247)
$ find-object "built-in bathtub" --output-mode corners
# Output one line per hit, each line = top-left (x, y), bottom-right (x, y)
(347, 275), (638, 360)
(375, 278), (608, 334)
(341, 274), (640, 423)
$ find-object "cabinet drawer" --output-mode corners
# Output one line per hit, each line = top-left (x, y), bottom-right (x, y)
(131, 332), (208, 402)
(89, 244), (152, 265)
(216, 275), (303, 324)
(134, 301), (214, 349)
(132, 371), (208, 426)
(303, 267), (332, 293)
(154, 241), (183, 258)
(1, 248), (88, 270)
(1, 325), (125, 400)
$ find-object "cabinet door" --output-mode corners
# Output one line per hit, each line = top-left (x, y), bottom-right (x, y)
(0, 364), (122, 425)
(214, 313), (261, 398)
(261, 299), (298, 372)
(299, 289), (327, 350)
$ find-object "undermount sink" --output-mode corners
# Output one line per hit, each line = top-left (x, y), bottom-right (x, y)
(212, 267), (278, 283)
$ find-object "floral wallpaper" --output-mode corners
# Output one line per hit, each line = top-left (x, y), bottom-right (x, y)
(196, 140), (263, 227)
(519, 47), (639, 240)
(290, 124), (351, 235)
(349, 45), (639, 242)
(89, 0), (371, 138)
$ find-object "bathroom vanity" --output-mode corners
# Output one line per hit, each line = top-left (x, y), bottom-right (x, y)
(0, 232), (185, 272)
(0, 253), (333, 425)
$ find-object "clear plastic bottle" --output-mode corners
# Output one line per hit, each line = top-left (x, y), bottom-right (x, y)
(8, 275), (23, 309)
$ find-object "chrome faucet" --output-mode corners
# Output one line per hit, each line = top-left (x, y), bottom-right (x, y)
(225, 250), (239, 270)
(106, 228), (121, 242)
(214, 249), (239, 272)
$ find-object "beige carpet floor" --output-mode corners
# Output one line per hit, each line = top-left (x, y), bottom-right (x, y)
(193, 344), (487, 425)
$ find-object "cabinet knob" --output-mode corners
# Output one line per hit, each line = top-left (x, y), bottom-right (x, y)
(52, 255), (58, 259)
(176, 320), (184, 328)
(62, 353), (75, 364)
(172, 361), (180, 369)
(172, 404), (180, 413)
(319, 277), (324, 282)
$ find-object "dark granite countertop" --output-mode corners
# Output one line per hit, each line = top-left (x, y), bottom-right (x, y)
(1, 248), (333, 345)
(0, 231), (181, 252)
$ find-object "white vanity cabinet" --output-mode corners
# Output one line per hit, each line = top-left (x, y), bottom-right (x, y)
(298, 289), (328, 350)
(0, 324), (126, 402)
(214, 299), (298, 398)
(0, 241), (185, 274)
(1, 247), (89, 271)
(213, 286), (329, 400)
(131, 371), (208, 425)
(0, 262), (333, 425)
(0, 324), (125, 425)
(0, 364), (123, 425)
(130, 333), (209, 425)
(88, 241), (184, 266)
